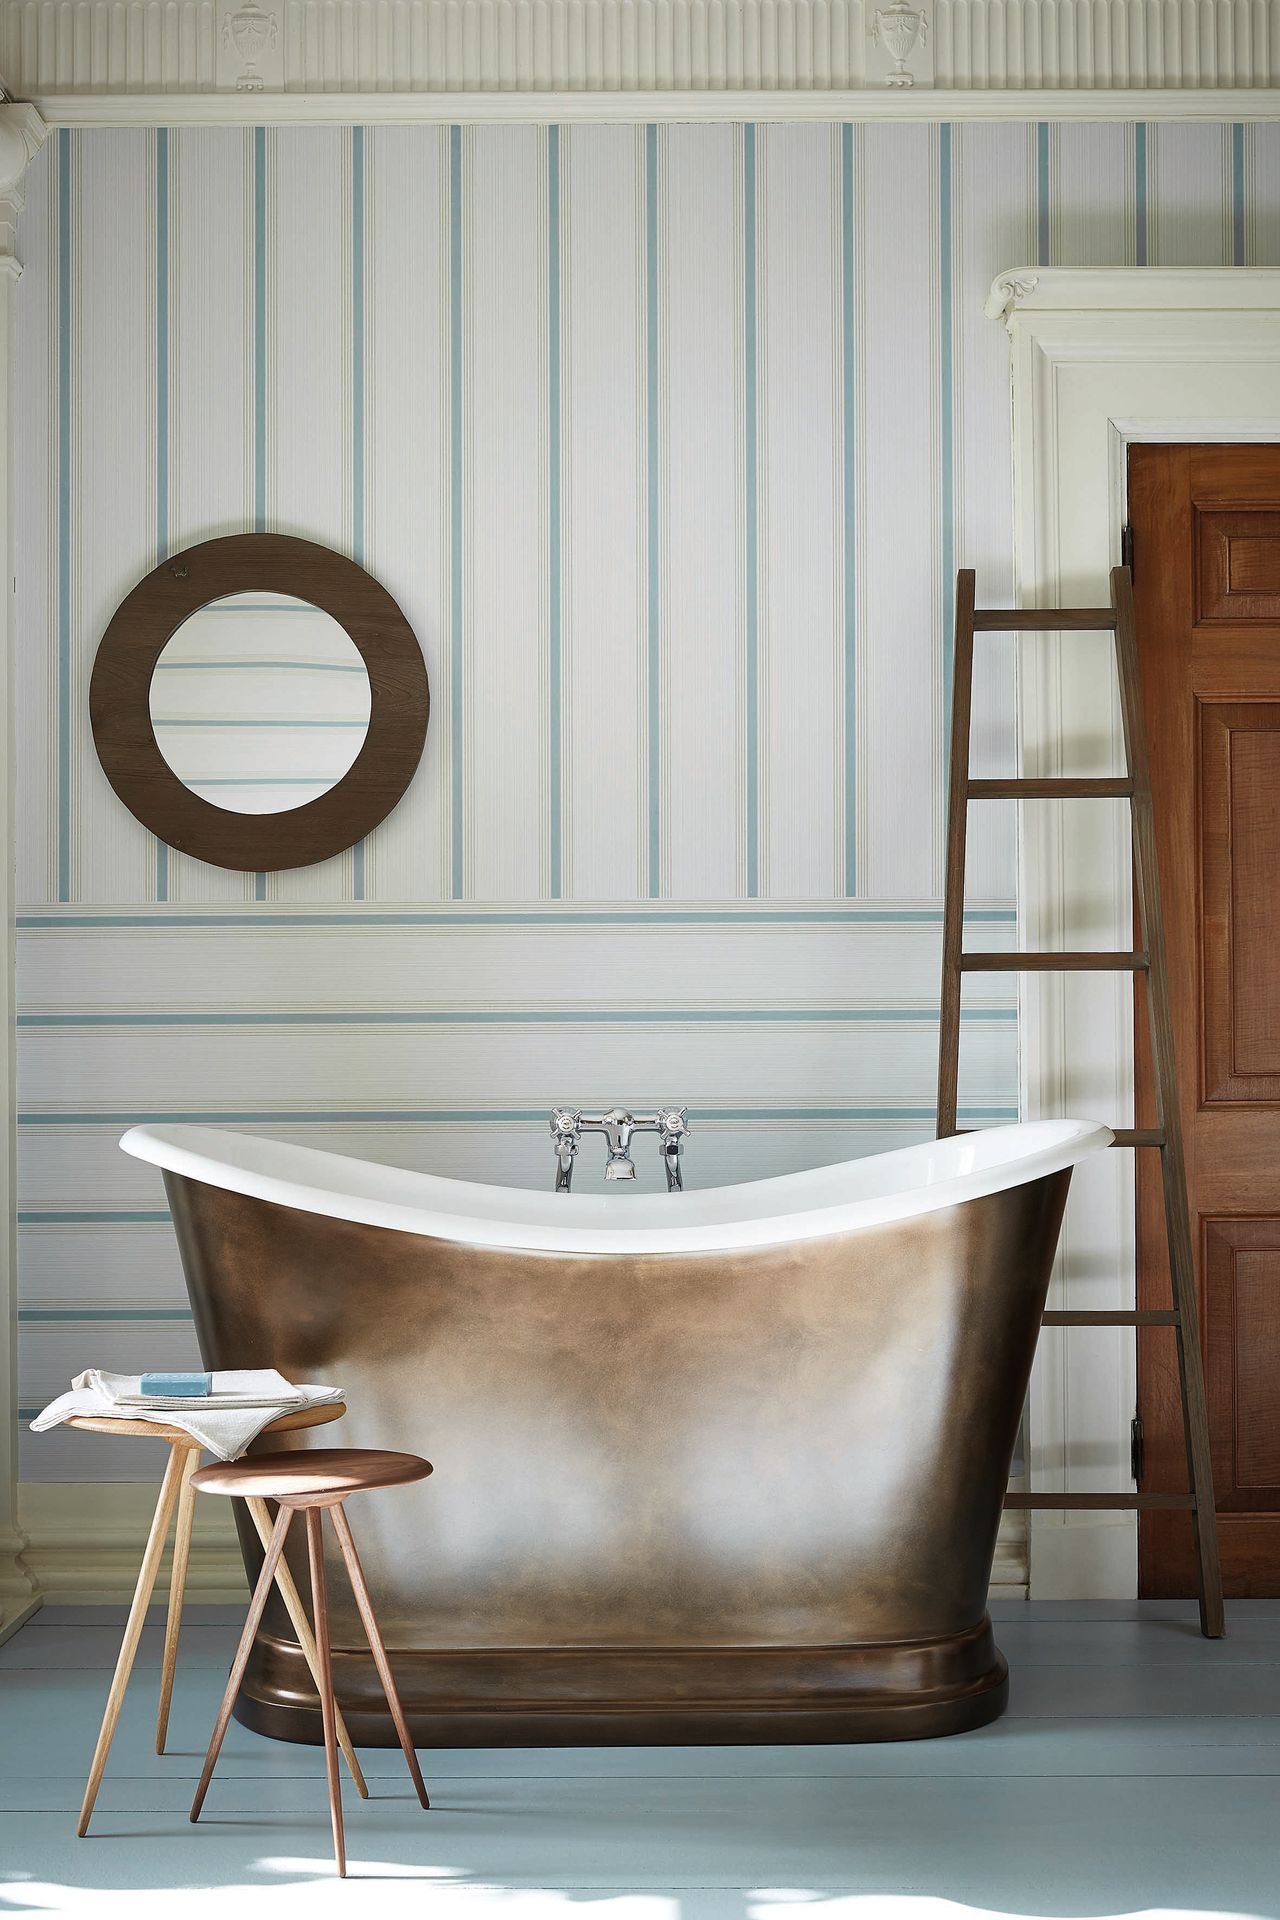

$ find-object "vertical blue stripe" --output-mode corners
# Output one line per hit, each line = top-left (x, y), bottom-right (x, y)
(547, 126), (563, 901)
(252, 127), (269, 902)
(1036, 123), (1051, 266)
(645, 125), (662, 899)
(1231, 124), (1246, 266)
(351, 128), (366, 570)
(449, 126), (465, 900)
(840, 125), (857, 901)
(155, 129), (170, 905)
(56, 129), (72, 906)
(350, 127), (366, 901)
(939, 126), (956, 752)
(1134, 123), (1148, 267)
(253, 127), (268, 532)
(742, 124), (760, 901)
(155, 131), (170, 567)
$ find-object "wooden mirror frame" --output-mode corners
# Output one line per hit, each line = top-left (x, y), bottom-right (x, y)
(90, 533), (429, 872)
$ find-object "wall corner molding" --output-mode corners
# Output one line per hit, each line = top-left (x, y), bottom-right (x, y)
(0, 1522), (40, 1644)
(0, 104), (48, 275)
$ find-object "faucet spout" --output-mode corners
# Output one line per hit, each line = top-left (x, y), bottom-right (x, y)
(601, 1109), (638, 1181)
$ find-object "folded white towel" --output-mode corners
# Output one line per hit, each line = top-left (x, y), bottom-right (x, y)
(30, 1368), (345, 1461)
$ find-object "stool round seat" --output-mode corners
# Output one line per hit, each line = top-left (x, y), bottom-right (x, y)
(192, 1446), (432, 1505)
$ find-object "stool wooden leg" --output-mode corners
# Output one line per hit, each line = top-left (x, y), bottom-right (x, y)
(191, 1504), (292, 1826)
(331, 1502), (430, 1810)
(156, 1443), (199, 1753)
(78, 1440), (186, 1837)
(306, 1507), (346, 1877)
(244, 1494), (368, 1798)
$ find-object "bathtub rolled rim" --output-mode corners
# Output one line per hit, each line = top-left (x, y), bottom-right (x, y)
(120, 1116), (1112, 1256)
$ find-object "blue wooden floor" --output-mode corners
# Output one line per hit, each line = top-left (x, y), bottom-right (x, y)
(2, 1599), (1278, 1914)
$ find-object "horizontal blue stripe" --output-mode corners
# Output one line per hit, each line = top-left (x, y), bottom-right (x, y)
(155, 659), (367, 672)
(18, 907), (1017, 930)
(19, 1307), (191, 1322)
(196, 603), (346, 615)
(18, 1106), (1019, 1127)
(19, 1209), (171, 1224)
(153, 718), (365, 730)
(18, 1007), (1016, 1029)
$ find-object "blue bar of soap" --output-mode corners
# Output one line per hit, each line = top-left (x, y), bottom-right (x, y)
(140, 1372), (212, 1398)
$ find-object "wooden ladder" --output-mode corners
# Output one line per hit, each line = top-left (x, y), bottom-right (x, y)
(936, 564), (1224, 1640)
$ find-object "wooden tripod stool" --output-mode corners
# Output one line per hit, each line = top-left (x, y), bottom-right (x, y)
(189, 1447), (433, 1877)
(69, 1402), (369, 1837)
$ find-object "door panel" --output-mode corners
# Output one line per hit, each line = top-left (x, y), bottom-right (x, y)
(1204, 1219), (1280, 1507)
(1199, 701), (1280, 1102)
(1131, 443), (1280, 1597)
(1196, 508), (1280, 621)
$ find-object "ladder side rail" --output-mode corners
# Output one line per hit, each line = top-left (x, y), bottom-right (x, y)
(1111, 564), (1225, 1639)
(936, 570), (977, 1140)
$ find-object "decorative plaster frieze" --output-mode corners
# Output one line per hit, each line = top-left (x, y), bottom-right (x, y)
(0, 104), (48, 277)
(2, 0), (1278, 106)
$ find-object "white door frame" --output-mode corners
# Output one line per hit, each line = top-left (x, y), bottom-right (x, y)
(991, 266), (1280, 1598)
(0, 105), (48, 1641)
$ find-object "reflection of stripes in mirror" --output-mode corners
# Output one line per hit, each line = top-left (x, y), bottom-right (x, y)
(148, 592), (372, 814)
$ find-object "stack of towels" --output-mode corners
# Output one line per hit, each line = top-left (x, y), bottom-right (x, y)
(31, 1368), (345, 1460)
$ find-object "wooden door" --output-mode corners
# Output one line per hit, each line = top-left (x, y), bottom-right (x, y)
(1131, 443), (1280, 1597)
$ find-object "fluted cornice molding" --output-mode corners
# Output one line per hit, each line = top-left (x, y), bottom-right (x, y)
(0, 105), (48, 278)
(2, 0), (1278, 118)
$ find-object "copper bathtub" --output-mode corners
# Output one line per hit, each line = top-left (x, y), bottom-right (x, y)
(123, 1118), (1109, 1746)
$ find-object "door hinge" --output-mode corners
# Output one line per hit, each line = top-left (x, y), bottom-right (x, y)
(1120, 523), (1135, 574)
(1130, 1412), (1145, 1485)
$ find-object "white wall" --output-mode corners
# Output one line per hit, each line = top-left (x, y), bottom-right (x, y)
(13, 120), (1279, 1494)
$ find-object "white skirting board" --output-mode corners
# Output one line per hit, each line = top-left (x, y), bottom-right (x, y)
(18, 1480), (244, 1605)
(15, 1481), (1030, 1605)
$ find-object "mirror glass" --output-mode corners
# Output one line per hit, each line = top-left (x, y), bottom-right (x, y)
(148, 592), (372, 814)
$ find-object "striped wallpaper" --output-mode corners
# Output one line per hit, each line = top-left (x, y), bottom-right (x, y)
(13, 121), (1280, 1482)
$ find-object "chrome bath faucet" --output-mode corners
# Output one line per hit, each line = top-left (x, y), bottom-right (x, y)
(551, 1107), (689, 1192)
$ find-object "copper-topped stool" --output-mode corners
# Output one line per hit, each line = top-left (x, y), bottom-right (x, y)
(66, 1401), (368, 1837)
(189, 1447), (433, 1876)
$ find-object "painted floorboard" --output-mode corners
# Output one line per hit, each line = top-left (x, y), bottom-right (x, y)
(2, 1603), (1279, 1914)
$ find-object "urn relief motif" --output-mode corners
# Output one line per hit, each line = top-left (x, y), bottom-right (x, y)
(221, 0), (279, 92)
(869, 0), (930, 85)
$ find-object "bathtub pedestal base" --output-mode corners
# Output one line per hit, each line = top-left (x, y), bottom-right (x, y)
(232, 1615), (1009, 1746)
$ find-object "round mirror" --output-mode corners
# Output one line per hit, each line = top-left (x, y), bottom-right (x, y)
(148, 591), (373, 815)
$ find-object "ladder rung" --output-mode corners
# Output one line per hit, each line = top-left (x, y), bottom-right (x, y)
(1042, 1310), (1178, 1326)
(973, 608), (1117, 632)
(1003, 1493), (1196, 1510)
(959, 951), (1149, 972)
(967, 777), (1134, 800)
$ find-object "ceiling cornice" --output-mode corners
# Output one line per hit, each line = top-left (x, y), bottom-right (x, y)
(4, 0), (1279, 122)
